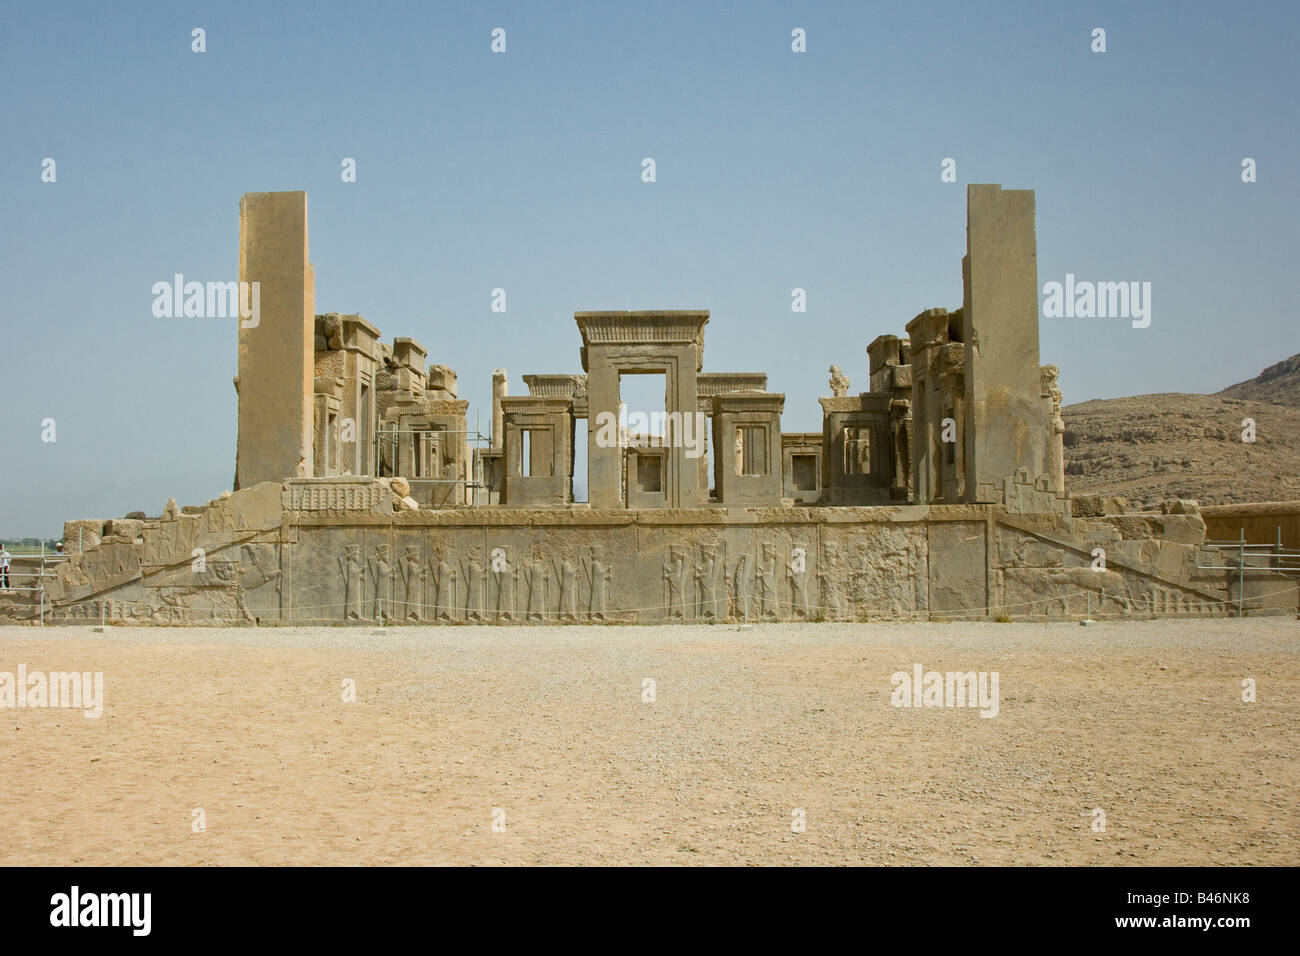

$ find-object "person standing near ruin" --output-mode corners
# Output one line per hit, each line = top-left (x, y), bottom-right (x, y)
(0, 543), (10, 590)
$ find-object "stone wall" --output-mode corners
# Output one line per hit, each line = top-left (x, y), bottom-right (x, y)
(6, 479), (1294, 626)
(1201, 501), (1300, 551)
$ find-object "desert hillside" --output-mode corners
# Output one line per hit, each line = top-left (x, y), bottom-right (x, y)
(1217, 353), (1300, 404)
(1063, 354), (1300, 509)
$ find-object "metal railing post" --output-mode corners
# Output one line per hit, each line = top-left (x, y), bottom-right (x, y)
(1238, 530), (1245, 618)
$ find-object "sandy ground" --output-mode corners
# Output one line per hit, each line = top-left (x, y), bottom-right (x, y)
(1, 618), (1295, 866)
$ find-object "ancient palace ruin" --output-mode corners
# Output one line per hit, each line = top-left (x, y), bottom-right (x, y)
(6, 185), (1295, 626)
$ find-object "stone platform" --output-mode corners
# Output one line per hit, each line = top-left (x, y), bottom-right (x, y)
(6, 478), (1294, 626)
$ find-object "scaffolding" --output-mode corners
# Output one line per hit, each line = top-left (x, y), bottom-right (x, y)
(1200, 527), (1300, 617)
(373, 417), (493, 506)
(0, 541), (69, 626)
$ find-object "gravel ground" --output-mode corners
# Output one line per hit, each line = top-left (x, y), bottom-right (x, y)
(1, 618), (1295, 866)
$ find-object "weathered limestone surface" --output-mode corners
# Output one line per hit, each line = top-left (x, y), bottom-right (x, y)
(697, 373), (768, 411)
(9, 496), (1292, 625)
(283, 476), (391, 515)
(491, 369), (508, 450)
(578, 311), (708, 509)
(236, 191), (315, 489)
(781, 433), (823, 505)
(963, 184), (1058, 505)
(1201, 500), (1300, 550)
(712, 392), (785, 506)
(61, 519), (104, 553)
(501, 396), (574, 506)
(7, 482), (285, 625)
(312, 313), (380, 477)
(820, 394), (894, 505)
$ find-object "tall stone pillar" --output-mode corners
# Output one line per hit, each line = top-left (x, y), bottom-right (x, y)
(491, 369), (508, 451)
(961, 184), (1053, 503)
(585, 363), (622, 508)
(235, 191), (314, 489)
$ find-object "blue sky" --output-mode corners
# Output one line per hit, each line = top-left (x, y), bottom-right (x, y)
(2, 0), (1297, 536)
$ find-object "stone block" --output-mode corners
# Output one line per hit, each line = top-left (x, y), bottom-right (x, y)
(103, 519), (145, 540)
(1072, 495), (1105, 517)
(62, 520), (104, 553)
(283, 476), (392, 515)
(427, 364), (457, 397)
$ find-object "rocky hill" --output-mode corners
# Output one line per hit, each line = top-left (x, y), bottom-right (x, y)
(1063, 354), (1300, 509)
(1217, 353), (1300, 404)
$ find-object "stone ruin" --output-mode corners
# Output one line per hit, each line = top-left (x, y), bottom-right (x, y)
(3, 185), (1294, 625)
